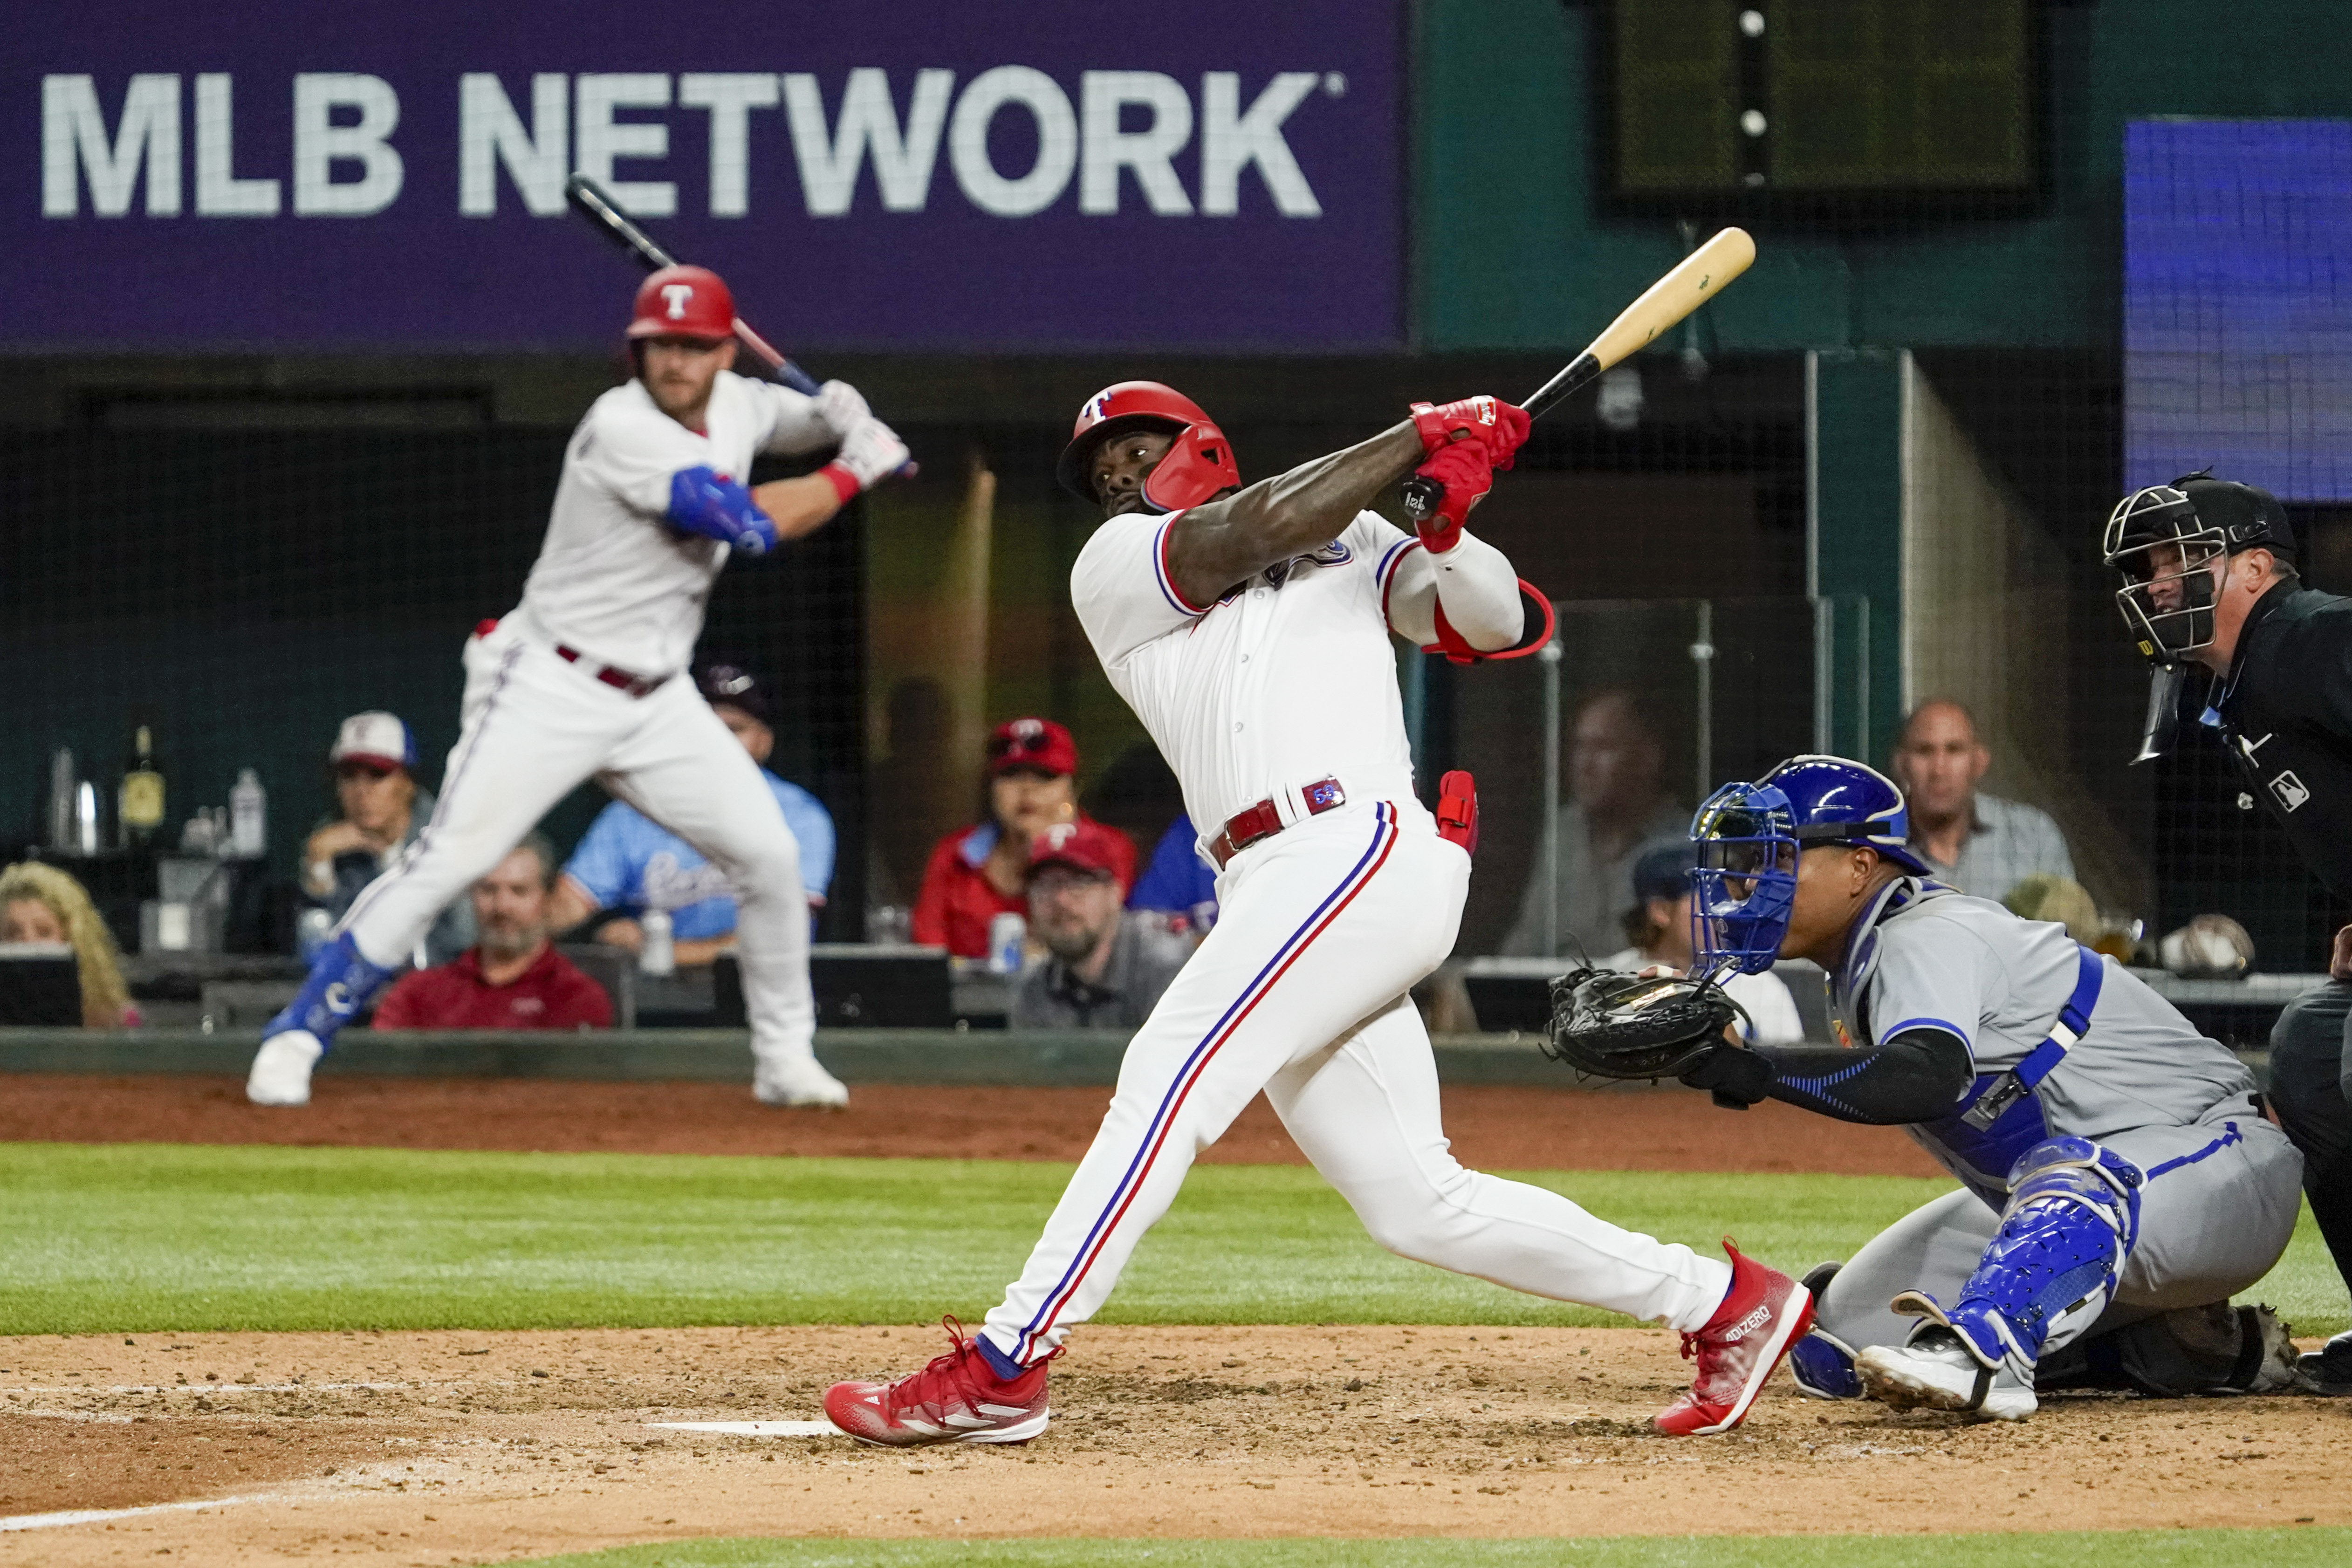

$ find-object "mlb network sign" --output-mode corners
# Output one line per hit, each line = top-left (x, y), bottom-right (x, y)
(7, 0), (1403, 353)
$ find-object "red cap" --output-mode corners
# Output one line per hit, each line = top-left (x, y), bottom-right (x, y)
(1026, 820), (1128, 885)
(987, 717), (1078, 777)
(627, 264), (735, 342)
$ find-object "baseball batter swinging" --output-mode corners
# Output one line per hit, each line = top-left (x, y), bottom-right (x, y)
(825, 382), (1814, 1446)
(244, 265), (906, 1109)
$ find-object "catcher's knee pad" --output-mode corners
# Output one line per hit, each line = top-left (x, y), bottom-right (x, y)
(1788, 1328), (1862, 1400)
(1944, 1137), (2143, 1374)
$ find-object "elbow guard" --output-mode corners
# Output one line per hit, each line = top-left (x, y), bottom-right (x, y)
(1425, 579), (1557, 664)
(666, 466), (778, 556)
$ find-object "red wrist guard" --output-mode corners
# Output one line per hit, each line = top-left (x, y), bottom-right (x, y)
(817, 462), (863, 506)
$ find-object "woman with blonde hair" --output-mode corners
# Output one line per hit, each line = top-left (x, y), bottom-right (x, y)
(0, 862), (135, 1028)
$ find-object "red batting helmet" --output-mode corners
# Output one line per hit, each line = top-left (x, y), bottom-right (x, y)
(626, 265), (735, 342)
(1055, 381), (1242, 514)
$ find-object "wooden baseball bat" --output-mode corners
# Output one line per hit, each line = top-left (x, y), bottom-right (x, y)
(1522, 226), (1756, 419)
(1400, 228), (1753, 527)
(564, 172), (823, 396)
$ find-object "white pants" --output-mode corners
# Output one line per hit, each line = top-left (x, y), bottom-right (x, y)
(339, 618), (817, 1071)
(981, 801), (1731, 1364)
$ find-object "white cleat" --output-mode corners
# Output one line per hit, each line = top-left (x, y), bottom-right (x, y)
(754, 1056), (850, 1110)
(246, 1030), (324, 1107)
(1856, 1329), (2037, 1422)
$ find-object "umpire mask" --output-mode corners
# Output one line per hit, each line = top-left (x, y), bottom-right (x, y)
(2103, 472), (2291, 663)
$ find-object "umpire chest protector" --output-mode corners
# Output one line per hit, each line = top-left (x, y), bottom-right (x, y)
(2205, 584), (2352, 896)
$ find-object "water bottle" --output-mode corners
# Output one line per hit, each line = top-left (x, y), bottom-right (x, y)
(231, 769), (267, 858)
(295, 906), (334, 960)
(639, 908), (675, 977)
(986, 911), (1028, 975)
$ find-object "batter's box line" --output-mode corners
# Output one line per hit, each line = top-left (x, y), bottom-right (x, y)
(647, 1419), (842, 1438)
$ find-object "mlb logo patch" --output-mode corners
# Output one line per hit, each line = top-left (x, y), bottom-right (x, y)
(2271, 770), (2312, 812)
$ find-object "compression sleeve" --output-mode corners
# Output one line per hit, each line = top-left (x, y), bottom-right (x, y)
(1381, 530), (1524, 650)
(666, 466), (778, 555)
(1749, 1027), (1975, 1125)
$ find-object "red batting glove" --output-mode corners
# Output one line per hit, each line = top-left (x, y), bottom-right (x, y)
(1408, 396), (1532, 469)
(1407, 439), (1497, 554)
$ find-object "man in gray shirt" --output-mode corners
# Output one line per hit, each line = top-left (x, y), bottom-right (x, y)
(1011, 820), (1188, 1031)
(1502, 688), (1687, 959)
(1890, 699), (2074, 903)
(1660, 755), (2302, 1420)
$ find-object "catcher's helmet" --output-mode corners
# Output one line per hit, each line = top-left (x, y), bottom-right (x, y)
(2102, 470), (2293, 663)
(1688, 756), (1930, 975)
(1055, 381), (1241, 513)
(627, 264), (736, 342)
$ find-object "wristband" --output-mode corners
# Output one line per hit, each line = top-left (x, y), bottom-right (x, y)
(817, 462), (862, 506)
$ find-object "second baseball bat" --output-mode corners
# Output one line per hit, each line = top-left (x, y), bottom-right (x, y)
(564, 172), (823, 397)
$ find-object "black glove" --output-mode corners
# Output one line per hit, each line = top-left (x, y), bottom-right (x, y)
(1677, 1043), (1776, 1110)
(1543, 967), (1750, 1082)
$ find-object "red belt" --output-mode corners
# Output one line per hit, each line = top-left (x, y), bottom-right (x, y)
(1207, 777), (1347, 870)
(555, 644), (668, 698)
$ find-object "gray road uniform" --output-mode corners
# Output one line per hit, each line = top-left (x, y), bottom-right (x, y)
(1800, 879), (2302, 1382)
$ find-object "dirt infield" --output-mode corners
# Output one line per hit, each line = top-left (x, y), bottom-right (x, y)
(3, 1324), (2345, 1566)
(0, 1073), (1942, 1176)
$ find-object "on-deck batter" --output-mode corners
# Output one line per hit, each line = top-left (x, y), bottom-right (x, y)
(825, 381), (1814, 1447)
(244, 265), (906, 1110)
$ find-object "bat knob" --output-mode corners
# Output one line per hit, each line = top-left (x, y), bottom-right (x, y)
(1399, 474), (1443, 522)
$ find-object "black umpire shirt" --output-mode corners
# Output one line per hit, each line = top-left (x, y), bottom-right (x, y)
(2208, 582), (2352, 895)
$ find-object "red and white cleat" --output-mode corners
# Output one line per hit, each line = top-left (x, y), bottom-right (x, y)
(1653, 1238), (1814, 1437)
(823, 1316), (1056, 1447)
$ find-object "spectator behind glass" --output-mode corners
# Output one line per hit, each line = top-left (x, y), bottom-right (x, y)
(1125, 811), (1218, 936)
(1600, 840), (1805, 1047)
(549, 659), (836, 965)
(0, 861), (135, 1027)
(301, 712), (474, 966)
(1502, 688), (1689, 959)
(372, 835), (612, 1031)
(912, 718), (1136, 959)
(1889, 698), (2075, 903)
(1011, 821), (1190, 1031)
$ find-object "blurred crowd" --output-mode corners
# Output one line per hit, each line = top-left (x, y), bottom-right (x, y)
(1, 667), (2261, 1036)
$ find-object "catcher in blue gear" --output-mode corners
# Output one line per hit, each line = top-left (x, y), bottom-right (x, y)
(1557, 754), (2308, 1418)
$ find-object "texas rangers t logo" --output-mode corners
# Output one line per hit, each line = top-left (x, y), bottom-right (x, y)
(662, 284), (695, 320)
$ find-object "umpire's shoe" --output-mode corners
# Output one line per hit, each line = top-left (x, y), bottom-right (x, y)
(825, 1317), (1056, 1446)
(1653, 1238), (1814, 1437)
(2299, 1329), (2352, 1395)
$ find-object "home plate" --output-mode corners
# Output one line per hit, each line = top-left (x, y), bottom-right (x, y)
(648, 1420), (841, 1437)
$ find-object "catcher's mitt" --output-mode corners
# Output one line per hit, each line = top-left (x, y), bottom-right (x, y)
(1541, 966), (1750, 1082)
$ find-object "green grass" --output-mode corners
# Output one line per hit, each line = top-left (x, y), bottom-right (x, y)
(0, 1143), (2340, 1337)
(508, 1529), (2352, 1568)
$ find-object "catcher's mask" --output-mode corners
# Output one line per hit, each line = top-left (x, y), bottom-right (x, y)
(2102, 470), (2291, 664)
(1687, 781), (1799, 977)
(1690, 756), (1931, 974)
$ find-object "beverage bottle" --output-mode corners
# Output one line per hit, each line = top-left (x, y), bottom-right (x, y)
(48, 748), (75, 850)
(638, 908), (675, 977)
(230, 769), (267, 857)
(987, 911), (1029, 975)
(119, 726), (165, 847)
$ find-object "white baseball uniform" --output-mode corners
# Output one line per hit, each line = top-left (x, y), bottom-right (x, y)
(332, 369), (847, 1086)
(978, 510), (1735, 1366)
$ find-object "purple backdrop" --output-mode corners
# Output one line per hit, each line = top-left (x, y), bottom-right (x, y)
(10, 2), (1402, 353)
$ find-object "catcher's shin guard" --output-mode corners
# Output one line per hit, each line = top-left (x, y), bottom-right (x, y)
(1926, 1137), (2145, 1384)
